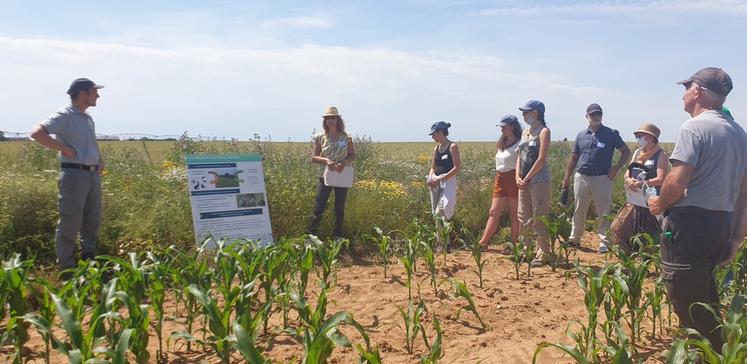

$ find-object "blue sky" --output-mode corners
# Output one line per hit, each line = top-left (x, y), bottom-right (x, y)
(2, 0), (746, 142)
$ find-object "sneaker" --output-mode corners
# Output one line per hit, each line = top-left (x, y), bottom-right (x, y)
(598, 244), (609, 254)
(530, 259), (546, 268)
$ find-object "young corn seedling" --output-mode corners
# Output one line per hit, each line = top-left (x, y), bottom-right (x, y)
(171, 284), (236, 364)
(367, 226), (393, 278)
(1, 254), (33, 364)
(435, 217), (454, 267)
(230, 320), (273, 364)
(575, 261), (613, 358)
(289, 283), (375, 364)
(614, 246), (652, 348)
(464, 228), (487, 288)
(505, 241), (524, 280)
(297, 237), (318, 298)
(145, 250), (174, 363)
(450, 278), (488, 331)
(665, 294), (747, 364)
(315, 236), (348, 286)
(420, 316), (444, 364)
(401, 238), (418, 301)
(536, 213), (573, 271)
(395, 298), (427, 354)
(603, 266), (628, 340)
(645, 276), (667, 338)
(420, 239), (439, 294)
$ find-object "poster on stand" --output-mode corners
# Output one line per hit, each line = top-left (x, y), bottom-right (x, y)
(186, 154), (273, 248)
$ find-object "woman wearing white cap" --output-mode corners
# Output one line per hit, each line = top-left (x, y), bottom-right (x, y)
(516, 100), (553, 267)
(610, 123), (669, 254)
(479, 115), (522, 250)
(428, 121), (461, 220)
(308, 106), (356, 237)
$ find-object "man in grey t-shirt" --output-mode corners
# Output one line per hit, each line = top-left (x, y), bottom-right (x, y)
(649, 68), (747, 351)
(30, 78), (105, 272)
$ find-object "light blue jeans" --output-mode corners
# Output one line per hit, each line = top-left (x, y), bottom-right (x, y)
(56, 168), (102, 269)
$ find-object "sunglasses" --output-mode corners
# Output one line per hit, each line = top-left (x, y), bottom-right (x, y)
(521, 110), (533, 115)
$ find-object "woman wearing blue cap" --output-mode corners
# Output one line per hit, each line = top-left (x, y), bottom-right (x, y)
(478, 115), (522, 250)
(427, 121), (461, 220)
(516, 100), (553, 267)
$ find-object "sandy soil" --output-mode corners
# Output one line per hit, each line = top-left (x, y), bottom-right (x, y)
(4, 233), (677, 363)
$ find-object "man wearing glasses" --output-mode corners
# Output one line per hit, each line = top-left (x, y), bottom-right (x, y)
(562, 103), (631, 253)
(649, 67), (747, 351)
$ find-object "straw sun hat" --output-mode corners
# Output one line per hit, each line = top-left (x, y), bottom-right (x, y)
(633, 123), (661, 140)
(323, 106), (340, 117)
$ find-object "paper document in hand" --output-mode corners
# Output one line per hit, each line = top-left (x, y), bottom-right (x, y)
(624, 184), (647, 207)
(324, 166), (354, 188)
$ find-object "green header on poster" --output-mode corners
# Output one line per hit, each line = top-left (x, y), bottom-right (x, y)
(185, 154), (262, 163)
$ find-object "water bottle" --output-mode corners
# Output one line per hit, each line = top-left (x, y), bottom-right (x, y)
(643, 181), (663, 221)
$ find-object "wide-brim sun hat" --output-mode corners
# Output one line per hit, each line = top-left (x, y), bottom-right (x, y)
(323, 106), (340, 117)
(633, 123), (661, 140)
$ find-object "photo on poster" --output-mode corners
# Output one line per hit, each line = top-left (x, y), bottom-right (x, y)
(189, 168), (243, 190)
(237, 192), (266, 208)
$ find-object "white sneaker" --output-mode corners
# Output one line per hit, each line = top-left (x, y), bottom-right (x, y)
(598, 244), (609, 254)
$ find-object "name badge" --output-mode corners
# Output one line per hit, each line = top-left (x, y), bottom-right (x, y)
(528, 141), (537, 147)
(596, 142), (606, 148)
(441, 154), (449, 160)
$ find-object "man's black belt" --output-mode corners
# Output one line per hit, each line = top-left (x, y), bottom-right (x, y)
(61, 163), (99, 171)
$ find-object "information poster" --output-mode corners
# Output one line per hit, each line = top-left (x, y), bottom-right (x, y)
(186, 154), (273, 248)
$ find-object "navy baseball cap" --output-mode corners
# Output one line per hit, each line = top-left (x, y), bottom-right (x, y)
(586, 103), (603, 114)
(67, 78), (104, 96)
(519, 100), (545, 114)
(497, 115), (519, 127)
(429, 121), (451, 135)
(677, 67), (733, 97)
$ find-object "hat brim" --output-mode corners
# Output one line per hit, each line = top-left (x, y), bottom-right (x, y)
(518, 106), (533, 112)
(676, 77), (694, 86)
(633, 130), (659, 140)
(93, 85), (104, 89)
(323, 113), (340, 117)
(586, 109), (603, 114)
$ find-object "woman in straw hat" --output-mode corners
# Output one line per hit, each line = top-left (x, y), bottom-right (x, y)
(610, 122), (669, 254)
(308, 106), (356, 237)
(478, 115), (522, 251)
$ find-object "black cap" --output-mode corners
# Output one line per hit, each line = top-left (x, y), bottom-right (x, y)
(677, 67), (732, 97)
(67, 78), (104, 96)
(586, 103), (603, 114)
(429, 121), (451, 135)
(497, 115), (519, 127)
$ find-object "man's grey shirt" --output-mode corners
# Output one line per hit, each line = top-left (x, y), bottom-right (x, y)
(671, 110), (747, 212)
(40, 105), (101, 166)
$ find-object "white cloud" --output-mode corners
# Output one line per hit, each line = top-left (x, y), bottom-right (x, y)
(261, 15), (334, 29)
(478, 0), (747, 17)
(0, 36), (670, 142)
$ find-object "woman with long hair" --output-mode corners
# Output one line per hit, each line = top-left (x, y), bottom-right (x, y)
(427, 121), (461, 220)
(308, 106), (356, 237)
(479, 115), (522, 250)
(516, 100), (553, 267)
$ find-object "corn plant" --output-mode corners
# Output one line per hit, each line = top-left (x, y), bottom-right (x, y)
(450, 278), (488, 330)
(433, 217), (453, 266)
(505, 241), (524, 280)
(420, 239), (439, 294)
(536, 212), (572, 271)
(365, 226), (394, 278)
(145, 250), (174, 363)
(665, 294), (747, 363)
(171, 248), (211, 352)
(171, 284), (236, 363)
(230, 320), (273, 364)
(395, 298), (427, 354)
(289, 283), (376, 364)
(258, 244), (291, 335)
(612, 246), (652, 348)
(420, 316), (444, 364)
(463, 229), (487, 288)
(401, 238), (418, 301)
(533, 320), (633, 364)
(645, 276), (667, 338)
(21, 280), (55, 364)
(575, 261), (613, 358)
(1, 254), (33, 364)
(296, 237), (318, 298)
(315, 236), (348, 286)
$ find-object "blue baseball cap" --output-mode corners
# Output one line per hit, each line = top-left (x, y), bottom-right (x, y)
(519, 100), (545, 114)
(429, 121), (451, 135)
(497, 115), (519, 127)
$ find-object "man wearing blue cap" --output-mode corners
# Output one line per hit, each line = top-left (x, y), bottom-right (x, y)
(561, 103), (631, 253)
(649, 67), (747, 351)
(30, 78), (105, 272)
